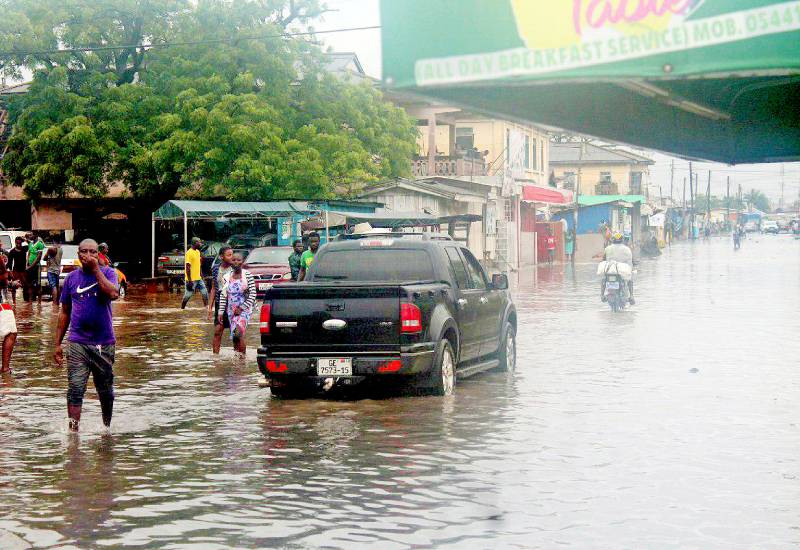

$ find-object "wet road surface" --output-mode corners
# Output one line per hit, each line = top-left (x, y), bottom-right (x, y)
(1, 234), (799, 548)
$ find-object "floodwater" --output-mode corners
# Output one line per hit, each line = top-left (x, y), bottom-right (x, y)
(1, 234), (799, 549)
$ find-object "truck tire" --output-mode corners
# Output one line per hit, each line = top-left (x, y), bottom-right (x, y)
(429, 339), (456, 396)
(497, 323), (516, 372)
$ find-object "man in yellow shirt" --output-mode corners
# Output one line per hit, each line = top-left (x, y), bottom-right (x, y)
(181, 237), (209, 309)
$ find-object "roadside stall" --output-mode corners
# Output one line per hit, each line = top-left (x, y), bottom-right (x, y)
(151, 201), (317, 281)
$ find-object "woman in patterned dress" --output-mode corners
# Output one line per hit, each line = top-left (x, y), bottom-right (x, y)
(218, 253), (256, 354)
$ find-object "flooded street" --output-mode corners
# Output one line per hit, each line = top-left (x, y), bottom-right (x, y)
(1, 235), (799, 549)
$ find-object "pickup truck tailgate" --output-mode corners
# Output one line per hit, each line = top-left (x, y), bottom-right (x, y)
(266, 285), (401, 352)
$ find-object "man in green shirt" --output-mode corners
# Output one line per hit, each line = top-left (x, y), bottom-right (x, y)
(25, 232), (45, 303)
(288, 239), (304, 281)
(298, 233), (320, 282)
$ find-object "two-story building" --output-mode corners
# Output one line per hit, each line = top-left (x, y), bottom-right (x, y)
(550, 142), (653, 197)
(380, 83), (566, 269)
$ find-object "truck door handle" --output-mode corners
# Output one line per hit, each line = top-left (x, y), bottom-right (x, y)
(457, 298), (468, 310)
(479, 296), (488, 304)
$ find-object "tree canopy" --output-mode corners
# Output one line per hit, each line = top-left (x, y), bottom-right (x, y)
(744, 189), (771, 212)
(0, 0), (417, 202)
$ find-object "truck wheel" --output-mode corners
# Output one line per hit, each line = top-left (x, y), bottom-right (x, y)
(497, 324), (516, 372)
(430, 340), (456, 396)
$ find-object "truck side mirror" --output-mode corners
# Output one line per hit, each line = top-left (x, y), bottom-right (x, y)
(491, 273), (509, 290)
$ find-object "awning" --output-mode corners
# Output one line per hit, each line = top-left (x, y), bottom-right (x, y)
(522, 185), (573, 204)
(380, 1), (800, 163)
(579, 195), (646, 207)
(153, 200), (313, 220)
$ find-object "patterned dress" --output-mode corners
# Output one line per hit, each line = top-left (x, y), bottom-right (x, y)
(225, 276), (253, 341)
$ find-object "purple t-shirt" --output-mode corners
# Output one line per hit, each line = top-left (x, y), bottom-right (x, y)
(60, 267), (118, 345)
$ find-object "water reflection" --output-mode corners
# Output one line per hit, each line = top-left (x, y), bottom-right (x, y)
(0, 236), (798, 548)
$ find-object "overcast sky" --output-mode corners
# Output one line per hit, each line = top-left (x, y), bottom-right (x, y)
(5, 0), (798, 206)
(317, 0), (800, 207)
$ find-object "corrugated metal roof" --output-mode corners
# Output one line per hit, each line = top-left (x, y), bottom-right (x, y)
(550, 143), (654, 165)
(578, 194), (646, 207)
(153, 200), (312, 220)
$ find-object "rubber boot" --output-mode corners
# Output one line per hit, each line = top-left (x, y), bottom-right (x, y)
(67, 404), (82, 432)
(99, 394), (114, 427)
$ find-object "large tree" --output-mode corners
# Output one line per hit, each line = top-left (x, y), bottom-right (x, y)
(0, 0), (417, 202)
(744, 189), (771, 213)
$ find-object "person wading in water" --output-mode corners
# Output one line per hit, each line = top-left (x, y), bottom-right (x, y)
(208, 246), (234, 354)
(53, 239), (120, 432)
(218, 252), (256, 354)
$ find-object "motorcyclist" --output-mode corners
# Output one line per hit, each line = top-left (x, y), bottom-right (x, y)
(602, 232), (635, 304)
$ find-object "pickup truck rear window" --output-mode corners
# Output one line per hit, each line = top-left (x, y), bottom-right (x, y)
(311, 249), (435, 282)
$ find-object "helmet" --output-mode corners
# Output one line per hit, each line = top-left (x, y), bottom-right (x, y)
(612, 232), (623, 243)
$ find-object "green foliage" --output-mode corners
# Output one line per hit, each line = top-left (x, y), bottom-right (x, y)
(694, 193), (746, 211)
(1, 0), (416, 202)
(743, 189), (771, 213)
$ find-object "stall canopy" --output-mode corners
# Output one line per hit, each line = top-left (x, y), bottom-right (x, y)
(153, 200), (312, 220)
(522, 185), (574, 204)
(381, 1), (800, 163)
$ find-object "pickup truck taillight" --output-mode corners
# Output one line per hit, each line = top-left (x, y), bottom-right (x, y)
(400, 303), (422, 333)
(259, 303), (271, 334)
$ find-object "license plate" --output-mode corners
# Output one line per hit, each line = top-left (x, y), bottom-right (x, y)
(316, 358), (352, 376)
(258, 282), (273, 291)
(606, 281), (620, 290)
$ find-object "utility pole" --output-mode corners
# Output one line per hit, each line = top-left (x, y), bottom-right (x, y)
(706, 170), (711, 219)
(683, 177), (687, 208)
(779, 163), (785, 210)
(682, 176), (687, 239)
(726, 176), (731, 231)
(738, 183), (743, 224)
(669, 159), (674, 204)
(688, 162), (695, 239)
(572, 140), (585, 265)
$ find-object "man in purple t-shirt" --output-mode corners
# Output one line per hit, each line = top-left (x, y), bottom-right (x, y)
(54, 239), (120, 432)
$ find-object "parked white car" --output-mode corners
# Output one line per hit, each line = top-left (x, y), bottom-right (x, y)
(39, 244), (82, 289)
(761, 220), (779, 234)
(0, 231), (28, 251)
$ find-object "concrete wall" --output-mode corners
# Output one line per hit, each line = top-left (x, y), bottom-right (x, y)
(32, 203), (73, 230)
(575, 233), (606, 262)
(519, 231), (537, 267)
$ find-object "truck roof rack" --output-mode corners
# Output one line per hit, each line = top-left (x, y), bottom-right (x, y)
(338, 232), (454, 241)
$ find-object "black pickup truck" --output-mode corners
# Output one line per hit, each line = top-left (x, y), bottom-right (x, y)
(256, 235), (517, 397)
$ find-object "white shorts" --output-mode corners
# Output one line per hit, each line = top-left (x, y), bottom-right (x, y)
(0, 304), (17, 339)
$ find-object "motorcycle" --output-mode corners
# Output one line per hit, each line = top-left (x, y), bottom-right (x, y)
(598, 260), (632, 312)
(603, 272), (627, 312)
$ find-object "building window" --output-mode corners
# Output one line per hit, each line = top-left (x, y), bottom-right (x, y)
(455, 127), (474, 152)
(531, 138), (538, 171)
(524, 135), (530, 168)
(630, 171), (643, 194)
(504, 199), (513, 222)
(600, 172), (612, 183)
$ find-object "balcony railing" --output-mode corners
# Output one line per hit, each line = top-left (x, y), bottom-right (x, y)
(595, 181), (619, 195)
(412, 155), (487, 177)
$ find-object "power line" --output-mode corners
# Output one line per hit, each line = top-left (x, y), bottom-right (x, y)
(0, 25), (381, 57)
